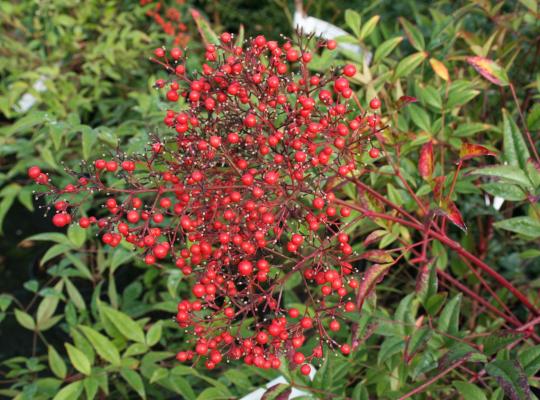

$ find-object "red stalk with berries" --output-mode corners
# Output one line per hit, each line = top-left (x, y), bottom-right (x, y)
(28, 29), (538, 376)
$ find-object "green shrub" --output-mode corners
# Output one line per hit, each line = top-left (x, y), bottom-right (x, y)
(1, 1), (539, 399)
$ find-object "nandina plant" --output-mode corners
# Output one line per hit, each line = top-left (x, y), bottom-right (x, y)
(29, 33), (386, 374)
(28, 30), (538, 379)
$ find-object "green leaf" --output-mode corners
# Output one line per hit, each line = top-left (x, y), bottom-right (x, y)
(483, 331), (523, 356)
(378, 336), (405, 364)
(503, 109), (530, 170)
(14, 309), (35, 330)
(27, 232), (70, 244)
(234, 24), (244, 47)
(527, 102), (540, 131)
(345, 10), (362, 38)
(469, 165), (533, 188)
(48, 345), (67, 379)
(486, 360), (532, 400)
(100, 304), (145, 343)
(79, 325), (121, 366)
(146, 321), (162, 346)
(120, 368), (146, 399)
(438, 294), (461, 336)
(65, 343), (92, 376)
(394, 52), (427, 80)
(83, 376), (99, 400)
(81, 126), (97, 160)
(0, 111), (47, 137)
(454, 123), (494, 138)
(481, 183), (526, 201)
(519, 345), (540, 376)
(374, 36), (403, 64)
(352, 382), (369, 400)
(196, 387), (231, 400)
(409, 104), (431, 132)
(191, 9), (219, 46)
(149, 367), (168, 383)
(453, 381), (487, 400)
(399, 18), (425, 51)
(359, 15), (379, 40)
(67, 225), (86, 248)
(53, 381), (83, 400)
(494, 217), (540, 239)
(36, 281), (64, 328)
(65, 278), (86, 310)
(526, 160), (540, 188)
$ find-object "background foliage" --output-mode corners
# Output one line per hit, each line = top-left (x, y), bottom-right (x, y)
(1, 0), (539, 399)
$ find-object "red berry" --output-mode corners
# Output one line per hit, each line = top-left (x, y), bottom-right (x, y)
(220, 32), (232, 43)
(369, 98), (381, 110)
(343, 64), (356, 77)
(369, 148), (380, 158)
(300, 364), (311, 375)
(238, 260), (253, 276)
(286, 49), (299, 62)
(28, 166), (41, 179)
(170, 47), (182, 60)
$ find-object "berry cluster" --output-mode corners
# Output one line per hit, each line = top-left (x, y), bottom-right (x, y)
(140, 0), (190, 46)
(31, 33), (386, 373)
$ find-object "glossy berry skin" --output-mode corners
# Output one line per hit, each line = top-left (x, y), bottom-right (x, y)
(28, 166), (41, 179)
(369, 148), (380, 159)
(369, 98), (381, 110)
(300, 364), (311, 375)
(343, 64), (356, 77)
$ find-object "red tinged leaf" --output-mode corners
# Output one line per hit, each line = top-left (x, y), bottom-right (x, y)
(436, 201), (467, 232)
(358, 263), (393, 309)
(466, 56), (509, 87)
(190, 8), (219, 46)
(396, 95), (418, 109)
(459, 143), (497, 161)
(363, 230), (386, 247)
(419, 141), (434, 180)
(360, 250), (394, 263)
(433, 176), (446, 200)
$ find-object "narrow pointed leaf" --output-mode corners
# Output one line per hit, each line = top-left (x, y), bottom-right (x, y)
(418, 141), (434, 180)
(467, 56), (509, 86)
(459, 143), (497, 160)
(394, 52), (427, 79)
(436, 201), (467, 232)
(190, 9), (219, 46)
(66, 343), (92, 376)
(79, 325), (121, 366)
(100, 304), (145, 343)
(486, 360), (532, 400)
(48, 345), (67, 379)
(503, 109), (530, 170)
(399, 17), (425, 51)
(358, 264), (393, 307)
(429, 58), (449, 81)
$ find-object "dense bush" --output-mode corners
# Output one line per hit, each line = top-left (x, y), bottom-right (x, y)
(1, 1), (539, 399)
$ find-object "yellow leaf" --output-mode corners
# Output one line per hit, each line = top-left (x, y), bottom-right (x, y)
(429, 58), (449, 81)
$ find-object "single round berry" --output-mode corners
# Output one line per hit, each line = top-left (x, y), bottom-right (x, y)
(343, 64), (356, 77)
(369, 148), (380, 159)
(28, 166), (41, 179)
(300, 364), (311, 375)
(369, 98), (381, 110)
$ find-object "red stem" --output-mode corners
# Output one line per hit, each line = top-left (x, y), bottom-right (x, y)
(335, 199), (539, 317)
